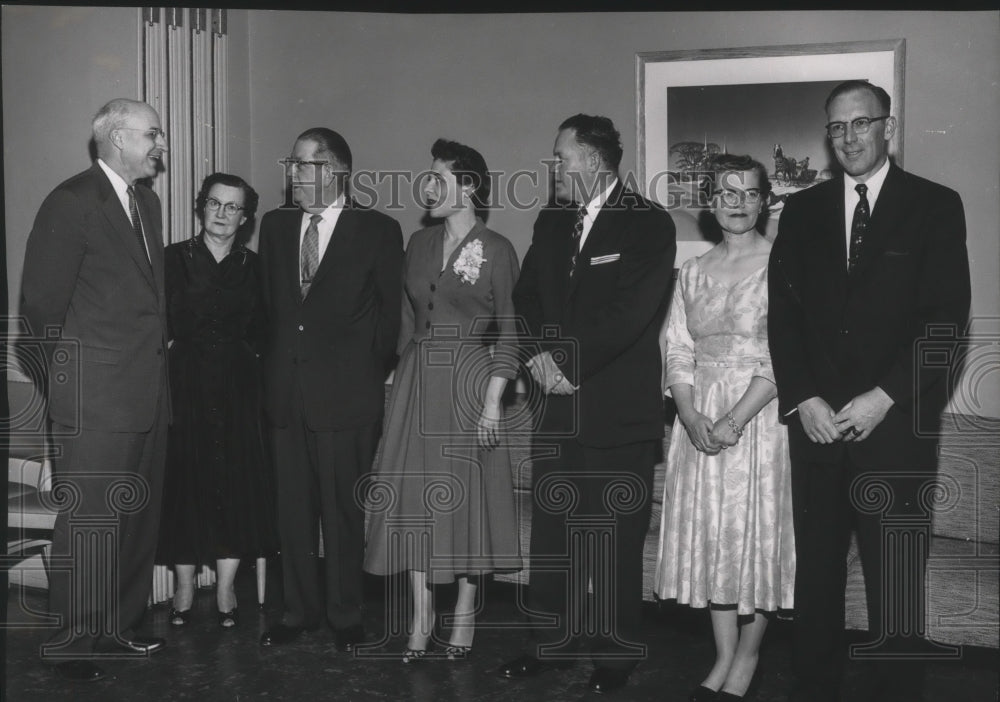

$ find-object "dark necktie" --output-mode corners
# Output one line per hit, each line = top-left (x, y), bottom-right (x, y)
(300, 213), (323, 298)
(126, 185), (151, 266)
(568, 205), (587, 277)
(848, 183), (869, 272)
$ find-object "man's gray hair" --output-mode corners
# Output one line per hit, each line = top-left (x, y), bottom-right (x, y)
(92, 98), (146, 153)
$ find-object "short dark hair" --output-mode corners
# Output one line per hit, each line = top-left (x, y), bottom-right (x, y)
(707, 153), (771, 199)
(825, 80), (891, 115)
(431, 138), (491, 209)
(558, 114), (623, 171)
(296, 127), (353, 172)
(195, 172), (260, 243)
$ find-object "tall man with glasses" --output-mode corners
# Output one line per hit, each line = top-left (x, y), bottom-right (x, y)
(257, 128), (403, 650)
(768, 81), (971, 702)
(21, 98), (170, 682)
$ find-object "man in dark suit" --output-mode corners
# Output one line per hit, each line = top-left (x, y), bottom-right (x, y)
(500, 114), (675, 694)
(21, 98), (171, 682)
(768, 81), (971, 702)
(257, 128), (403, 650)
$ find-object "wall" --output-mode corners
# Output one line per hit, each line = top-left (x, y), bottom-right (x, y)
(3, 5), (139, 334)
(243, 10), (999, 417)
(3, 9), (997, 417)
(1, 5), (254, 329)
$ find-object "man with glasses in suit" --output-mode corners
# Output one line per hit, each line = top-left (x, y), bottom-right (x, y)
(21, 98), (170, 682)
(768, 80), (971, 702)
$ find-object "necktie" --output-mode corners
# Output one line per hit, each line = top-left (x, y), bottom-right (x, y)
(568, 205), (587, 277)
(126, 185), (151, 266)
(300, 213), (323, 298)
(848, 183), (869, 272)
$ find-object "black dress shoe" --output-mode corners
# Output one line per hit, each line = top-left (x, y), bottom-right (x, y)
(588, 667), (631, 694)
(260, 623), (306, 647)
(497, 654), (573, 678)
(690, 684), (720, 701)
(333, 624), (366, 652)
(112, 636), (166, 655)
(53, 660), (106, 682)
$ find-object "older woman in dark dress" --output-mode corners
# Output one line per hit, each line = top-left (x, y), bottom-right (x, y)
(365, 140), (521, 661)
(157, 173), (277, 628)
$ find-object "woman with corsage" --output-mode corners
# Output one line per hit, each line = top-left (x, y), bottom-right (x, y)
(157, 173), (277, 629)
(364, 139), (522, 661)
(654, 154), (795, 701)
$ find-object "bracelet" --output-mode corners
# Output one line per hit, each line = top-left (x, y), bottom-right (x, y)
(726, 411), (744, 439)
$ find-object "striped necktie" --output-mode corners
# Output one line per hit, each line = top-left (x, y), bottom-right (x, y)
(300, 213), (323, 298)
(569, 205), (587, 277)
(126, 185), (151, 266)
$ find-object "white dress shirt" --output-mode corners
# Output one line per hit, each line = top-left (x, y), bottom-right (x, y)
(298, 193), (345, 284)
(577, 177), (619, 251)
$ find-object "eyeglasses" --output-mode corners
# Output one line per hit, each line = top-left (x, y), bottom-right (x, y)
(712, 189), (763, 207)
(279, 158), (331, 170)
(118, 126), (167, 141)
(205, 197), (244, 216)
(825, 116), (889, 139)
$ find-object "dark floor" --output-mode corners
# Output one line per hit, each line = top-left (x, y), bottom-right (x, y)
(5, 565), (997, 702)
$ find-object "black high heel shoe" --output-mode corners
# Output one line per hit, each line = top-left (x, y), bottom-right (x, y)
(717, 666), (762, 701)
(444, 644), (472, 661)
(218, 607), (239, 629)
(169, 608), (192, 626)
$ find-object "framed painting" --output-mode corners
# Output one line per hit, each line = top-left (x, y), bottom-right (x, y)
(637, 40), (905, 263)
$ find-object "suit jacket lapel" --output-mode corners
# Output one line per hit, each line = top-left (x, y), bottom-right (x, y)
(310, 202), (358, 292)
(852, 164), (904, 279)
(136, 187), (165, 297)
(94, 166), (157, 292)
(281, 209), (304, 302)
(822, 175), (849, 299)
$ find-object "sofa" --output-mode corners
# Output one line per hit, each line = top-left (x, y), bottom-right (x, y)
(496, 396), (999, 650)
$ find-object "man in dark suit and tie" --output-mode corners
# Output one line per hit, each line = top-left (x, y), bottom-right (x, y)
(257, 128), (403, 650)
(768, 81), (971, 702)
(500, 114), (676, 694)
(21, 98), (171, 682)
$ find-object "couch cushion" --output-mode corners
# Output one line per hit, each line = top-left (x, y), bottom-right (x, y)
(845, 532), (999, 649)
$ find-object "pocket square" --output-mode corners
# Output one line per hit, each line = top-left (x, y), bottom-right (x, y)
(589, 253), (620, 265)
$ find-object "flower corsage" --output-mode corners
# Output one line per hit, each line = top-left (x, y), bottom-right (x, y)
(453, 238), (487, 285)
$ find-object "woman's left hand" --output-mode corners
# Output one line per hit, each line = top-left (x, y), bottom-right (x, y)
(477, 401), (502, 450)
(709, 417), (740, 449)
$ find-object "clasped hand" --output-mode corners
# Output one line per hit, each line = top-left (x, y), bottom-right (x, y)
(526, 351), (576, 395)
(680, 411), (740, 455)
(798, 388), (893, 444)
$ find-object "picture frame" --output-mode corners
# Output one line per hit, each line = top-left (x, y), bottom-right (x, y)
(636, 39), (905, 262)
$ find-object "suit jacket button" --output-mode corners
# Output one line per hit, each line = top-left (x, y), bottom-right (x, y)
(425, 321), (431, 329)
(841, 328), (848, 334)
(428, 302), (434, 310)
(298, 324), (304, 331)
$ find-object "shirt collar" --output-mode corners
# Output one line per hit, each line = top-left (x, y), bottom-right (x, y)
(844, 158), (890, 203)
(97, 158), (131, 202)
(582, 177), (618, 218)
(304, 192), (346, 223)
